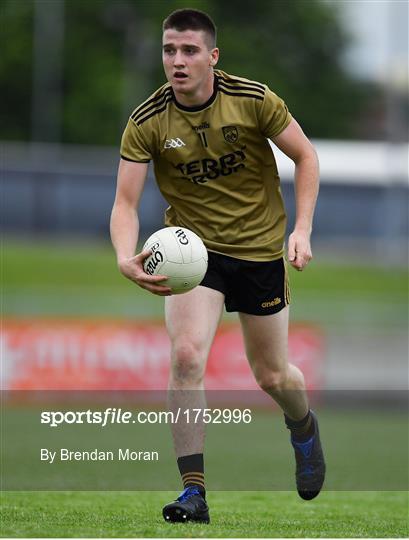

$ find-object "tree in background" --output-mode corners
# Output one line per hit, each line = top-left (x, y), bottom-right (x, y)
(0, 0), (392, 144)
(1, 0), (33, 141)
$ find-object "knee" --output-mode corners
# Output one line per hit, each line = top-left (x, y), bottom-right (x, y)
(257, 370), (287, 394)
(171, 340), (205, 384)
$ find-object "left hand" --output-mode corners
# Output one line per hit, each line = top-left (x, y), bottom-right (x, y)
(287, 230), (312, 271)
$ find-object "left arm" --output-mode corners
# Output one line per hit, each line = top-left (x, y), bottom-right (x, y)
(272, 118), (319, 271)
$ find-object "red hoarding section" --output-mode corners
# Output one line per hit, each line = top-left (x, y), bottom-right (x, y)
(1, 319), (324, 390)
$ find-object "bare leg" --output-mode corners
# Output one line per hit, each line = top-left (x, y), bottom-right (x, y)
(239, 306), (309, 420)
(165, 286), (224, 456)
(240, 305), (326, 500)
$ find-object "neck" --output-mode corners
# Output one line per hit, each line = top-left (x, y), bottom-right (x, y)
(173, 71), (215, 108)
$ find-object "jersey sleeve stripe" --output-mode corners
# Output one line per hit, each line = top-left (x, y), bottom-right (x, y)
(136, 96), (174, 125)
(133, 95), (174, 124)
(131, 87), (173, 120)
(120, 155), (150, 163)
(219, 88), (264, 101)
(216, 75), (265, 92)
(218, 80), (265, 95)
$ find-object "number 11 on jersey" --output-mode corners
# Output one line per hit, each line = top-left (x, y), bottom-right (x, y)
(198, 132), (208, 147)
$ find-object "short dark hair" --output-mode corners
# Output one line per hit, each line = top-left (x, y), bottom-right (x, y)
(163, 8), (217, 49)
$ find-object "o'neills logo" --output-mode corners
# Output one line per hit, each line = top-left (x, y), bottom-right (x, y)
(261, 298), (281, 308)
(192, 122), (210, 132)
(145, 243), (164, 275)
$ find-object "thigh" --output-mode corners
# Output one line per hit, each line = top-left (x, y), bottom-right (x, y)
(239, 306), (289, 373)
(165, 285), (225, 355)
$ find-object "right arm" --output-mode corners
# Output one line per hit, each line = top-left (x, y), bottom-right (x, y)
(110, 158), (171, 295)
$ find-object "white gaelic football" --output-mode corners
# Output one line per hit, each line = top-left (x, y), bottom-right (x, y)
(143, 227), (208, 294)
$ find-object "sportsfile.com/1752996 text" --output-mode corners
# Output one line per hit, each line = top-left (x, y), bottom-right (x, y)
(40, 408), (253, 427)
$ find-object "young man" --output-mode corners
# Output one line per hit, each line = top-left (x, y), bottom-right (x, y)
(111, 8), (325, 524)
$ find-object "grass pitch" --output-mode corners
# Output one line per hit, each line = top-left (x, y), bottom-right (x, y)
(1, 490), (408, 538)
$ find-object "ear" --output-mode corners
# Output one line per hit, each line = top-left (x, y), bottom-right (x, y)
(210, 47), (219, 67)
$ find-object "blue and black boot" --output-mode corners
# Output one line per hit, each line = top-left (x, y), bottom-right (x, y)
(162, 486), (210, 523)
(290, 410), (326, 500)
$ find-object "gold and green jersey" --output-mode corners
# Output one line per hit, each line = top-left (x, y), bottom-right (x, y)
(120, 69), (292, 261)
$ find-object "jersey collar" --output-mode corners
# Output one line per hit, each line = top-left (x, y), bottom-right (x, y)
(172, 75), (218, 113)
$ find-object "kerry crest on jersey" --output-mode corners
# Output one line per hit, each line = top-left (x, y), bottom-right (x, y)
(222, 125), (239, 144)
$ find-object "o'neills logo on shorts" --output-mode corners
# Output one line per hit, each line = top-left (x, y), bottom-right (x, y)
(261, 298), (281, 308)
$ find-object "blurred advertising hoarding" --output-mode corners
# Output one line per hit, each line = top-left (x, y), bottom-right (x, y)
(1, 319), (324, 391)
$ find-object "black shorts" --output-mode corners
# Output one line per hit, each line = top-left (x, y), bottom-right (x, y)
(199, 251), (290, 315)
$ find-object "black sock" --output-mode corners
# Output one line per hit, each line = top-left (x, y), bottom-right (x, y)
(177, 453), (206, 498)
(284, 410), (315, 442)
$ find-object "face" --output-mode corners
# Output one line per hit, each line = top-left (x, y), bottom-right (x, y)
(162, 28), (219, 100)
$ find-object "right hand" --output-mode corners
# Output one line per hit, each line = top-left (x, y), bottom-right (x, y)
(118, 249), (172, 296)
